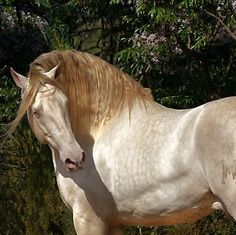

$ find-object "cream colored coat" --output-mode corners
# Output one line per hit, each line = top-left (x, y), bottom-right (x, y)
(10, 51), (236, 235)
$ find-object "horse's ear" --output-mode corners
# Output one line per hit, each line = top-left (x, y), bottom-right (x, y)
(43, 63), (62, 79)
(10, 68), (28, 88)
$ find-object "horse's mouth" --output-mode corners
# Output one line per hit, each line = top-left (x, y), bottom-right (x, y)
(65, 158), (83, 172)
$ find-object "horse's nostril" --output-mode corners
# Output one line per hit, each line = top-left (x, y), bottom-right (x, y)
(81, 151), (86, 162)
(65, 158), (76, 165)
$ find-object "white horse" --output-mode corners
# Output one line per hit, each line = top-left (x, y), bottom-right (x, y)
(9, 50), (236, 234)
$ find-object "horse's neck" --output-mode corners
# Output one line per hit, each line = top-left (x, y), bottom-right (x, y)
(92, 100), (158, 139)
(74, 100), (161, 148)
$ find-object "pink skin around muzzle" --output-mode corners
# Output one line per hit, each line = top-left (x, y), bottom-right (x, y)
(57, 141), (86, 172)
(63, 150), (86, 172)
(47, 133), (86, 172)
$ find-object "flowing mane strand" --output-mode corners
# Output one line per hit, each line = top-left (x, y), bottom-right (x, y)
(8, 50), (153, 138)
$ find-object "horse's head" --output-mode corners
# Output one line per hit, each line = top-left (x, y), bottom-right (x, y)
(10, 65), (85, 172)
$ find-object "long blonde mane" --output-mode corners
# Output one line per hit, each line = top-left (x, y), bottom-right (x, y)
(8, 50), (153, 138)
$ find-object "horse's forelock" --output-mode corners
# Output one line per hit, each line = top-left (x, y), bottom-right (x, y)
(5, 81), (38, 137)
(5, 64), (57, 137)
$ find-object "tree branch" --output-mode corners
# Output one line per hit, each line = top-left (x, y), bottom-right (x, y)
(205, 10), (236, 41)
(0, 2), (50, 23)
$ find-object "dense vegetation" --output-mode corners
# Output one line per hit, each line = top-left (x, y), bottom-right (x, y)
(0, 0), (236, 234)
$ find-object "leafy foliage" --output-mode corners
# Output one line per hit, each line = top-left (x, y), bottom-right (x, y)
(114, 0), (236, 108)
(0, 127), (74, 235)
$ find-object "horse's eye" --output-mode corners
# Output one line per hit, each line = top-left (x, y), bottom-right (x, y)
(33, 111), (40, 119)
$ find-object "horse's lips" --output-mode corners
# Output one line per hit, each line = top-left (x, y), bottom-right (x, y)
(60, 149), (85, 172)
(65, 160), (83, 172)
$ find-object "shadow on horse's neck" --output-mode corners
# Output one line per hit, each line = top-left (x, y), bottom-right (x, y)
(56, 133), (119, 221)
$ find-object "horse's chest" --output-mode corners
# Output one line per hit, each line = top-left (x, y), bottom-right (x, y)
(55, 173), (80, 210)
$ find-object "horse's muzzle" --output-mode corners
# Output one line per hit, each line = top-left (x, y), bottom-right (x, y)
(65, 151), (85, 172)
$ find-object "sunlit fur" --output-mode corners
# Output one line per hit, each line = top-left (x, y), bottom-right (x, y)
(8, 50), (153, 139)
